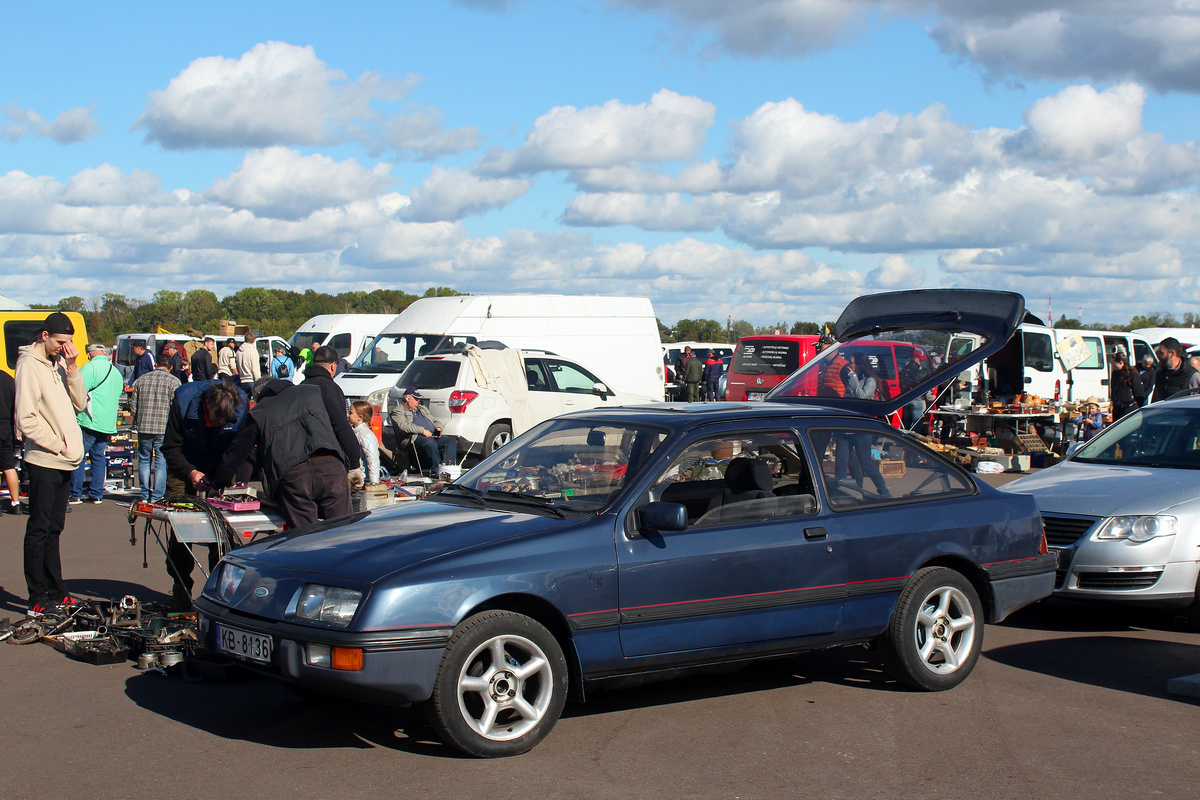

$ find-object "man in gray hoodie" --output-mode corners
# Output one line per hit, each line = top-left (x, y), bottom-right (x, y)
(14, 312), (87, 617)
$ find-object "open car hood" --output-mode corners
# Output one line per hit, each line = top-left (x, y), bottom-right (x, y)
(765, 289), (1025, 417)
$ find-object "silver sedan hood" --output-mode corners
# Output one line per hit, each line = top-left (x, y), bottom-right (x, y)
(1002, 461), (1200, 517)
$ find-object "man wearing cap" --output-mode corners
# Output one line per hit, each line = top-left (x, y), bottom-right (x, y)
(130, 354), (182, 503)
(124, 340), (153, 390)
(163, 341), (186, 383)
(389, 386), (457, 474)
(70, 343), (123, 504)
(14, 311), (87, 617)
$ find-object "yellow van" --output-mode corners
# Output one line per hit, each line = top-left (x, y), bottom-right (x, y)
(0, 311), (91, 377)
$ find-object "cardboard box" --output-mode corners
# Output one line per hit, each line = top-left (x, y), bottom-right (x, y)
(879, 459), (906, 478)
(218, 319), (249, 336)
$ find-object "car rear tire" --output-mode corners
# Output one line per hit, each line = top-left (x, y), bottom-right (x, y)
(483, 423), (513, 456)
(880, 567), (983, 691)
(425, 611), (568, 758)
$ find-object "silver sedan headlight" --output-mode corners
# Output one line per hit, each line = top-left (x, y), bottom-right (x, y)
(215, 564), (246, 603)
(1093, 515), (1177, 543)
(295, 584), (363, 627)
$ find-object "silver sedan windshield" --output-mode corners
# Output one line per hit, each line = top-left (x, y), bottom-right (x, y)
(1074, 405), (1200, 469)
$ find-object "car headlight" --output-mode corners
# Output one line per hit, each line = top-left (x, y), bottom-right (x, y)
(215, 564), (246, 603)
(1093, 515), (1177, 543)
(295, 584), (363, 628)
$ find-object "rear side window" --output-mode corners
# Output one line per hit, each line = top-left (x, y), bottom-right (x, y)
(4, 321), (41, 370)
(397, 360), (461, 390)
(1076, 336), (1104, 369)
(1133, 339), (1155, 367)
(1023, 332), (1053, 372)
(732, 340), (801, 376)
(808, 427), (973, 511)
(327, 333), (351, 357)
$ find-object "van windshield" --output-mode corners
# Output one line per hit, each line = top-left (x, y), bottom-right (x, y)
(731, 340), (802, 376)
(289, 332), (328, 352)
(350, 333), (478, 373)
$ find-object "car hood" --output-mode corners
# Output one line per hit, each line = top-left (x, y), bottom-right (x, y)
(1002, 461), (1200, 517)
(231, 501), (560, 584)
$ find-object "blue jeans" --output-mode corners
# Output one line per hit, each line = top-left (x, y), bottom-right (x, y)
(138, 433), (167, 502)
(413, 434), (458, 473)
(70, 428), (109, 500)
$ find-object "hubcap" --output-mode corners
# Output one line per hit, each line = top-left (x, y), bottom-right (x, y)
(456, 634), (553, 741)
(913, 585), (975, 674)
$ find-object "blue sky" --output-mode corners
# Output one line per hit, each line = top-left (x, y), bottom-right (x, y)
(3, 0), (1199, 327)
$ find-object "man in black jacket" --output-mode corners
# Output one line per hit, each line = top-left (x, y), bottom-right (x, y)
(190, 337), (217, 382)
(1153, 338), (1200, 402)
(213, 377), (359, 529)
(303, 346), (361, 460)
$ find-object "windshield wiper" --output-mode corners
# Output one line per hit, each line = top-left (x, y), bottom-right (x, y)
(484, 489), (566, 518)
(433, 483), (486, 507)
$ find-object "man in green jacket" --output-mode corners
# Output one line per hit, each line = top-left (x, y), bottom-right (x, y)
(70, 343), (124, 504)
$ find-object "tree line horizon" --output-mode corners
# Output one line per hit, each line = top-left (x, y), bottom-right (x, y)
(35, 287), (1200, 346)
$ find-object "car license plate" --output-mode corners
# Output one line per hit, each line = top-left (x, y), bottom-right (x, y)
(216, 624), (273, 663)
(747, 392), (766, 401)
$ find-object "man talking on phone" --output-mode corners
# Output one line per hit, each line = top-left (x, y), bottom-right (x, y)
(14, 312), (87, 618)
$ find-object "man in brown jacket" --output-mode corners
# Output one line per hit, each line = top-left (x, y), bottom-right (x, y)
(14, 312), (87, 617)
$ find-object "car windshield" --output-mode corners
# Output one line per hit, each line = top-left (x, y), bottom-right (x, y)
(450, 419), (669, 513)
(731, 340), (802, 376)
(349, 333), (476, 373)
(397, 359), (461, 391)
(768, 327), (978, 405)
(288, 332), (328, 352)
(1073, 405), (1200, 468)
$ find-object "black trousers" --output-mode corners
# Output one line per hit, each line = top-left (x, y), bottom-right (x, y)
(24, 462), (72, 605)
(275, 456), (352, 529)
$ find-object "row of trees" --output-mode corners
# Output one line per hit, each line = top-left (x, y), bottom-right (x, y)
(49, 287), (465, 345)
(30, 287), (1197, 345)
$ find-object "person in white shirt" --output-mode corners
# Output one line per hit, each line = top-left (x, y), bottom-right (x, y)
(349, 400), (379, 485)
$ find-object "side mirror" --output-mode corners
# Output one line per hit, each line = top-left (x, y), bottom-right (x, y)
(641, 502), (687, 533)
(593, 382), (610, 399)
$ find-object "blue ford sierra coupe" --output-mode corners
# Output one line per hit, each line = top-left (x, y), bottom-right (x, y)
(196, 289), (1054, 757)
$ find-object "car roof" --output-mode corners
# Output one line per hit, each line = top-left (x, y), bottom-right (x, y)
(555, 401), (864, 428)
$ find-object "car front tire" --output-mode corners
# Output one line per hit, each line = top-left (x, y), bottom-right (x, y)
(483, 423), (513, 456)
(426, 610), (568, 758)
(880, 567), (983, 691)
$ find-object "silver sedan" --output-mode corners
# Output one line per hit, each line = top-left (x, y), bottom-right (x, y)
(1003, 394), (1200, 627)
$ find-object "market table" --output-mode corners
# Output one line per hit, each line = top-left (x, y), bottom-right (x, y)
(929, 407), (1060, 439)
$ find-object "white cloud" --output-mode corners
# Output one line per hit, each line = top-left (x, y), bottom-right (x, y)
(613, 0), (875, 58)
(865, 255), (924, 288)
(400, 167), (532, 221)
(1, 104), (100, 144)
(62, 165), (161, 207)
(476, 89), (716, 174)
(615, 1), (1200, 93)
(1011, 83), (1146, 162)
(133, 41), (475, 157)
(205, 148), (396, 220)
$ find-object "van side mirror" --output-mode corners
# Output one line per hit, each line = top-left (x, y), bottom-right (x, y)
(641, 502), (687, 533)
(593, 382), (610, 398)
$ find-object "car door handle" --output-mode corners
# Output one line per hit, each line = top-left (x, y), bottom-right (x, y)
(804, 526), (827, 541)
(1024, 376), (1032, 384)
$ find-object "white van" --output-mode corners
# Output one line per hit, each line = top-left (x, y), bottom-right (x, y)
(205, 333), (291, 379)
(287, 314), (395, 364)
(1130, 327), (1200, 348)
(114, 333), (200, 382)
(948, 323), (1157, 404)
(336, 295), (664, 402)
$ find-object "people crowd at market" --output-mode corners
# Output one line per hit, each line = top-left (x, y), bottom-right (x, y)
(3, 312), (1200, 620)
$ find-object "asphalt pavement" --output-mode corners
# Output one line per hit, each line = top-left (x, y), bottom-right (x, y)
(1, 481), (1198, 800)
